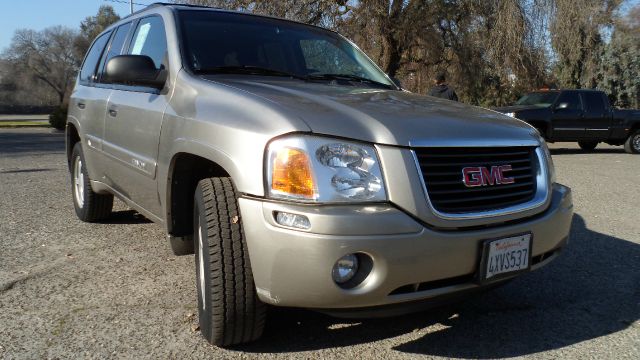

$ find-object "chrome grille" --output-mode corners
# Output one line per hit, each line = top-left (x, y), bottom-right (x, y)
(414, 147), (538, 214)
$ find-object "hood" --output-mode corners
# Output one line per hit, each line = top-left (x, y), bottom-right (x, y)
(493, 105), (549, 113)
(203, 76), (540, 147)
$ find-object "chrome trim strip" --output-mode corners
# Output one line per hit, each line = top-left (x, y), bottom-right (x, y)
(553, 127), (583, 131)
(585, 128), (609, 131)
(411, 146), (550, 221)
(409, 139), (540, 148)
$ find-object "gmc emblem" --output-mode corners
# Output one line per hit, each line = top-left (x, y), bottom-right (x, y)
(462, 165), (515, 187)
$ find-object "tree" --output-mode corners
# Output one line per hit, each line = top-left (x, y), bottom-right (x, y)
(597, 6), (640, 108)
(2, 26), (79, 105)
(549, 0), (621, 89)
(74, 5), (121, 61)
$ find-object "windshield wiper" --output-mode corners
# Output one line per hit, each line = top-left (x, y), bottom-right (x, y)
(194, 65), (308, 81)
(306, 73), (394, 89)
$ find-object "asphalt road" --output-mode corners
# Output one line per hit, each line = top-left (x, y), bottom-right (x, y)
(0, 128), (638, 359)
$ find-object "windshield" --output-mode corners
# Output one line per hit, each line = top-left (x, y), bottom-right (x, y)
(177, 10), (394, 88)
(515, 92), (560, 107)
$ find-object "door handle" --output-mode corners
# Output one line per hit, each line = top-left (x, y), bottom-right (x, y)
(77, 102), (86, 109)
(108, 108), (118, 117)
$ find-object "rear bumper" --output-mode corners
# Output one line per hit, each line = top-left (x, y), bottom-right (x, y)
(239, 184), (573, 310)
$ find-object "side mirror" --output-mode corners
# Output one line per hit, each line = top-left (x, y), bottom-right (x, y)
(555, 102), (569, 110)
(104, 55), (166, 89)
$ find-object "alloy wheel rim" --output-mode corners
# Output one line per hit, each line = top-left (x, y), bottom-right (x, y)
(633, 135), (640, 152)
(73, 157), (85, 208)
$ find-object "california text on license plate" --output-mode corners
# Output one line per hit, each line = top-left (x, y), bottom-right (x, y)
(480, 233), (532, 282)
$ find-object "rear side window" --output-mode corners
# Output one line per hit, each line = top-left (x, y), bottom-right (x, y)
(582, 92), (606, 114)
(79, 32), (111, 83)
(128, 17), (167, 69)
(556, 91), (582, 111)
(101, 23), (132, 72)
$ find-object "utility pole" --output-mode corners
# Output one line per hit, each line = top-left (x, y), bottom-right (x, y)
(130, 0), (134, 14)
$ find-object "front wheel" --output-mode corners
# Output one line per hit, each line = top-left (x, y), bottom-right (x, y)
(578, 141), (598, 151)
(624, 130), (640, 154)
(194, 177), (266, 347)
(70, 143), (113, 222)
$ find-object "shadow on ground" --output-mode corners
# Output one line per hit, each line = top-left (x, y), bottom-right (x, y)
(0, 129), (64, 154)
(235, 214), (639, 357)
(98, 210), (153, 225)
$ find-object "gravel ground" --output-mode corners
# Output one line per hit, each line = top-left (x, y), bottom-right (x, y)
(0, 128), (638, 359)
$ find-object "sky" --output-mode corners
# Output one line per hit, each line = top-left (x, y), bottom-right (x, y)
(0, 0), (152, 53)
(0, 0), (639, 53)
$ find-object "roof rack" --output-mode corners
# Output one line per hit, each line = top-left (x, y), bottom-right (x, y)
(122, 2), (218, 19)
(145, 2), (217, 10)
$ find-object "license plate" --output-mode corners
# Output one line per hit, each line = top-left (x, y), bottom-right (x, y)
(479, 233), (532, 282)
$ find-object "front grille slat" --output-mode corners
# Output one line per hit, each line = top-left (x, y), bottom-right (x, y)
(415, 146), (538, 213)
(419, 158), (531, 167)
(429, 181), (534, 195)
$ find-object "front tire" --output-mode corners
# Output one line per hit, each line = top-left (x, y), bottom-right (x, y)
(578, 141), (598, 151)
(71, 143), (113, 222)
(194, 177), (266, 347)
(624, 130), (640, 154)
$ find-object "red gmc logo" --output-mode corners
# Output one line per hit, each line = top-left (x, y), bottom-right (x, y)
(462, 165), (515, 187)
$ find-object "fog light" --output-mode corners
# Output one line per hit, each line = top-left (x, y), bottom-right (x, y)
(332, 254), (359, 284)
(275, 212), (311, 230)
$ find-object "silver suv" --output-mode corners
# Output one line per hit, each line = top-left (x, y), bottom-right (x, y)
(67, 4), (573, 347)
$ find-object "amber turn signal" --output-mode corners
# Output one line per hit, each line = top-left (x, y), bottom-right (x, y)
(271, 147), (316, 199)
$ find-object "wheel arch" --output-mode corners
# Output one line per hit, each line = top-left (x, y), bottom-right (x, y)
(165, 151), (234, 237)
(66, 121), (81, 167)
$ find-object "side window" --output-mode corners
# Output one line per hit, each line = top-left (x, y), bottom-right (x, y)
(79, 32), (111, 83)
(582, 92), (606, 115)
(128, 17), (167, 69)
(556, 91), (582, 111)
(100, 23), (132, 75)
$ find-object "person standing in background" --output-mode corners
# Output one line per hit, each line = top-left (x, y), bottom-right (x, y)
(429, 73), (458, 101)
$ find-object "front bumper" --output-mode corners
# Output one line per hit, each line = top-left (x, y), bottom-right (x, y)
(239, 184), (573, 310)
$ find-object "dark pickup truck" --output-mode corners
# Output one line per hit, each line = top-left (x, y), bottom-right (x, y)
(494, 89), (640, 153)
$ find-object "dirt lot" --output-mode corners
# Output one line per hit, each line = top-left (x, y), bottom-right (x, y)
(0, 128), (638, 359)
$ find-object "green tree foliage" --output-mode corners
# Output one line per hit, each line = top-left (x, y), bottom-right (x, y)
(74, 5), (121, 61)
(597, 6), (640, 108)
(550, 0), (621, 89)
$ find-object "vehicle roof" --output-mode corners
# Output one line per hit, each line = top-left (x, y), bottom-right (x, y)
(116, 2), (334, 34)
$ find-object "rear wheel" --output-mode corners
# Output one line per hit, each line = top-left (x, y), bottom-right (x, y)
(71, 143), (113, 222)
(578, 141), (598, 151)
(624, 130), (640, 154)
(194, 177), (266, 347)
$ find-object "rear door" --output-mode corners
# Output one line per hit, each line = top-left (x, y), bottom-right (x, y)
(551, 91), (585, 140)
(70, 31), (113, 179)
(101, 16), (169, 217)
(581, 91), (612, 139)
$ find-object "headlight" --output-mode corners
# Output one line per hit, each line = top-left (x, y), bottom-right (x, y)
(266, 135), (387, 202)
(505, 112), (516, 118)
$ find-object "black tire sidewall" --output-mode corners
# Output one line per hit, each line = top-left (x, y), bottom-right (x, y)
(578, 141), (597, 151)
(194, 185), (214, 343)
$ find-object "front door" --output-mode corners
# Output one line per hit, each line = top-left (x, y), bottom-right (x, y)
(550, 91), (585, 140)
(102, 16), (169, 217)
